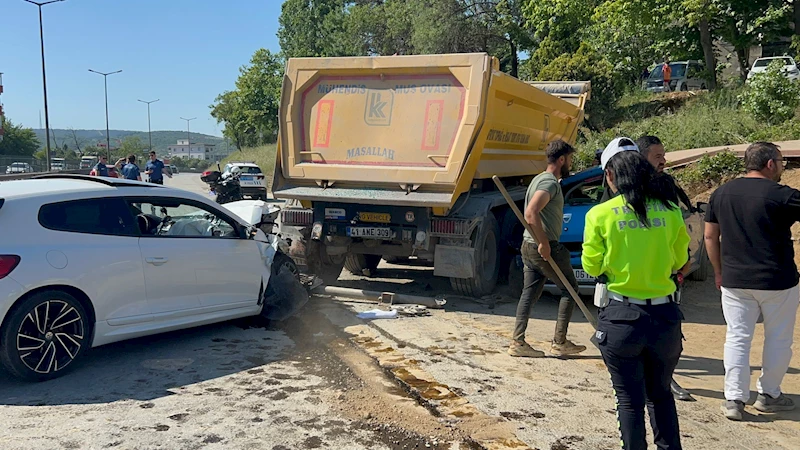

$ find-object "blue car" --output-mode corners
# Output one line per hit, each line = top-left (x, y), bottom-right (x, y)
(534, 166), (711, 296)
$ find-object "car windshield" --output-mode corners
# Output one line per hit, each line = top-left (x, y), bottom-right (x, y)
(564, 174), (604, 205)
(235, 166), (262, 174)
(754, 57), (792, 68)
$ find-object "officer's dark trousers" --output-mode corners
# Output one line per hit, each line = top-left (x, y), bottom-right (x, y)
(513, 241), (577, 344)
(597, 300), (683, 450)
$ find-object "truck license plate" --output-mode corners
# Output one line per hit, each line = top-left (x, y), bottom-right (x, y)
(574, 269), (595, 282)
(347, 227), (392, 238)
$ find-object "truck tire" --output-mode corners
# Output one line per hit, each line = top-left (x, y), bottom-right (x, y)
(687, 246), (710, 282)
(308, 240), (345, 285)
(498, 208), (524, 283)
(450, 215), (500, 297)
(344, 254), (381, 277)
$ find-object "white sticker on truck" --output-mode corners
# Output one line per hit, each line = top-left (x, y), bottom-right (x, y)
(325, 208), (346, 219)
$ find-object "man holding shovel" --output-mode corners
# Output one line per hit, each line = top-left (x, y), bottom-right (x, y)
(508, 140), (587, 358)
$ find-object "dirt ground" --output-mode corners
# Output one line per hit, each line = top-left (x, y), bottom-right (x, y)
(3, 173), (797, 449)
(327, 257), (800, 450)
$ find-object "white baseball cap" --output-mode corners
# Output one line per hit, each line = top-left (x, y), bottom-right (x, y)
(600, 137), (639, 170)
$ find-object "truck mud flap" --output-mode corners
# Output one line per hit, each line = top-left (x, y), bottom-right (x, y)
(434, 245), (475, 279)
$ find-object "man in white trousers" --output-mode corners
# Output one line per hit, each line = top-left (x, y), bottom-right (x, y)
(704, 141), (800, 421)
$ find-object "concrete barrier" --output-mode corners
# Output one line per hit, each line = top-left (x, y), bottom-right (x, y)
(0, 169), (91, 181)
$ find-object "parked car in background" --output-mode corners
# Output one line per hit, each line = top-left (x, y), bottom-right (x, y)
(0, 175), (299, 381)
(644, 60), (707, 93)
(747, 56), (800, 82)
(223, 162), (267, 200)
(170, 164), (179, 174)
(5, 162), (34, 174)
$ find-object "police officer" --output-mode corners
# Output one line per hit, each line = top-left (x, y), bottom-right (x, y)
(93, 155), (109, 177)
(583, 146), (690, 450)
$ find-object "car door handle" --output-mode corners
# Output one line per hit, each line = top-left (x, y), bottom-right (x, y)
(145, 257), (168, 266)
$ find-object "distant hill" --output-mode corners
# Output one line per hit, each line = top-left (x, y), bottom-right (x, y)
(32, 129), (227, 153)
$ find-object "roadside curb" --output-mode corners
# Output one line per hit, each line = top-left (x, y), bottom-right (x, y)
(344, 324), (532, 450)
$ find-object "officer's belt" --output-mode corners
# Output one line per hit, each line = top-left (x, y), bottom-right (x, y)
(609, 292), (674, 306)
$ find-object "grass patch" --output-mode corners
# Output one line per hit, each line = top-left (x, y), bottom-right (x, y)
(573, 88), (800, 171)
(219, 144), (278, 187)
(670, 150), (744, 198)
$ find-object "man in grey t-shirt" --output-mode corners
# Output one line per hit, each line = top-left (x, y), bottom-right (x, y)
(510, 139), (587, 358)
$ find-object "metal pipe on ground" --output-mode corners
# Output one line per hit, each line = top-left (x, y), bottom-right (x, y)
(312, 285), (444, 309)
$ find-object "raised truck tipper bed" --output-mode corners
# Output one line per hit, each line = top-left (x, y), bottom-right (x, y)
(273, 53), (589, 297)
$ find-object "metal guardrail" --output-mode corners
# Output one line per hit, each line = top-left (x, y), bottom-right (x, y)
(0, 169), (91, 181)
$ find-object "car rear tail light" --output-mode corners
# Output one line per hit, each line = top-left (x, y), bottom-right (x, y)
(0, 255), (21, 280)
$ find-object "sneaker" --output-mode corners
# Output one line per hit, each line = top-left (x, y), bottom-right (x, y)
(754, 393), (795, 412)
(508, 341), (545, 358)
(551, 339), (587, 356)
(721, 400), (745, 421)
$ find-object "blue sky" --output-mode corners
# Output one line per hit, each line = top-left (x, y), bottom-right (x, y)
(2, 0), (283, 137)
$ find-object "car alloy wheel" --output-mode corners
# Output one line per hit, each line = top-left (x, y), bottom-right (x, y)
(17, 299), (86, 375)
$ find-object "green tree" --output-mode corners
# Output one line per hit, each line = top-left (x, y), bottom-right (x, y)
(537, 42), (620, 130)
(0, 117), (41, 156)
(739, 59), (800, 123)
(714, 0), (791, 79)
(522, 0), (599, 78)
(119, 136), (146, 157)
(278, 0), (359, 58)
(210, 49), (284, 147)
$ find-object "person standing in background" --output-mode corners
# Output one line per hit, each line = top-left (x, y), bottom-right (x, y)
(705, 142), (799, 421)
(662, 58), (672, 92)
(509, 139), (587, 358)
(121, 155), (142, 181)
(145, 151), (171, 184)
(92, 155), (109, 177)
(636, 136), (694, 211)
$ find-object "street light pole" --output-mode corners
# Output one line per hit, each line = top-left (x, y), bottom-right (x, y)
(88, 69), (122, 159)
(24, 0), (65, 171)
(180, 117), (196, 159)
(137, 99), (159, 152)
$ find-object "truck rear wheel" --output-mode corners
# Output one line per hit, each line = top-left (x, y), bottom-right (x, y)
(450, 215), (500, 297)
(308, 241), (345, 285)
(344, 254), (381, 277)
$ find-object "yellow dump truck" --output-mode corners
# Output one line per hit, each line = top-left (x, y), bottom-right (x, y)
(273, 53), (590, 296)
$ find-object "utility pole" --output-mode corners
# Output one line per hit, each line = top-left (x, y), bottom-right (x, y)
(88, 69), (122, 159)
(180, 117), (196, 158)
(24, 0), (65, 171)
(137, 99), (159, 152)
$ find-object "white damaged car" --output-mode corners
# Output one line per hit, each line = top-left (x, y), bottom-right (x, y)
(0, 175), (306, 381)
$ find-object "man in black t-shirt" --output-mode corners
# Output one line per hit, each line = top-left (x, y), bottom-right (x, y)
(705, 141), (800, 421)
